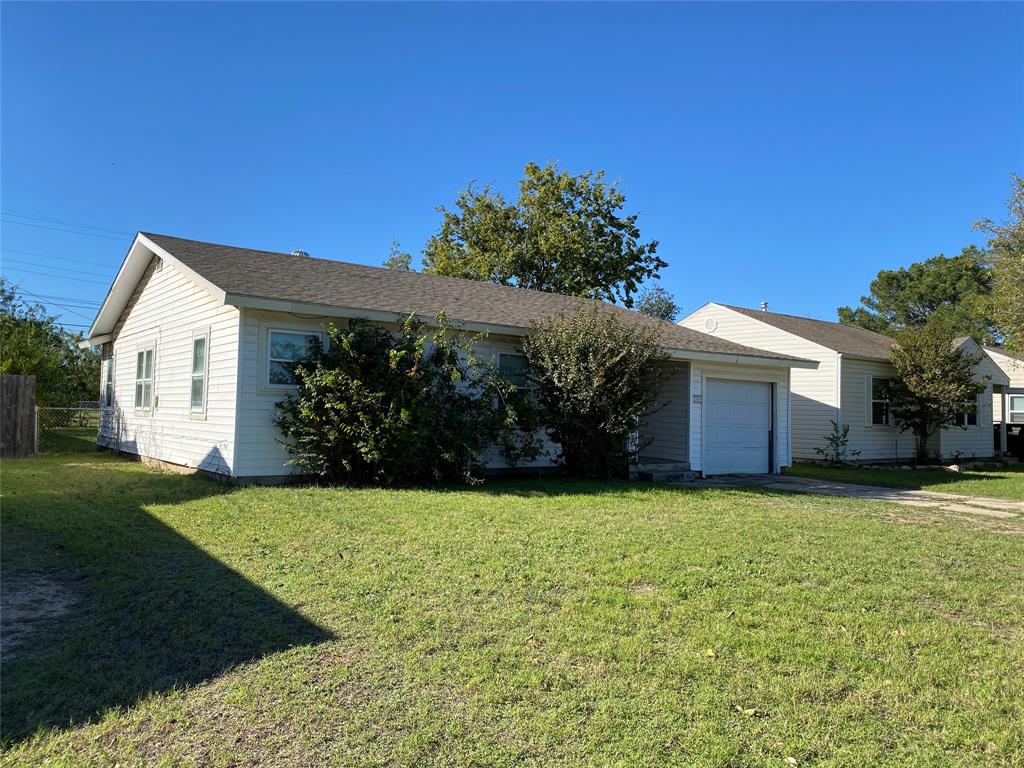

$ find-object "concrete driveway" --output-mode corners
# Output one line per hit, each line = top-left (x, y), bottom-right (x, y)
(685, 474), (1024, 520)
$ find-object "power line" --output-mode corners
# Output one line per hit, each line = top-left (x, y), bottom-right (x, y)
(13, 285), (96, 322)
(34, 293), (102, 306)
(1, 247), (122, 268)
(1, 219), (131, 241)
(1, 257), (114, 279)
(1, 208), (133, 237)
(0, 267), (110, 285)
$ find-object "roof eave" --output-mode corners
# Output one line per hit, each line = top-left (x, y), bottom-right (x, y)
(226, 294), (815, 368)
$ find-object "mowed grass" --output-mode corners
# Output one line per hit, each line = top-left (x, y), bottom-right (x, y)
(2, 455), (1022, 767)
(786, 462), (1024, 501)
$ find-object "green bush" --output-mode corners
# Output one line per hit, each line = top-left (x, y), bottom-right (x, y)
(523, 304), (668, 478)
(274, 314), (538, 485)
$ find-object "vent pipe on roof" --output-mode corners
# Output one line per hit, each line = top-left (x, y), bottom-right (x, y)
(292, 250), (309, 257)
(760, 301), (769, 312)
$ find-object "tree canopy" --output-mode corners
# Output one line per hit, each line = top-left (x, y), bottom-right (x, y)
(383, 239), (412, 271)
(522, 304), (667, 478)
(887, 322), (987, 463)
(0, 279), (100, 405)
(975, 174), (1024, 352)
(636, 285), (681, 323)
(837, 246), (995, 341)
(423, 162), (665, 307)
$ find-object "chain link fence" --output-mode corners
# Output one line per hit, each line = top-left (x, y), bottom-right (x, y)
(35, 407), (102, 454)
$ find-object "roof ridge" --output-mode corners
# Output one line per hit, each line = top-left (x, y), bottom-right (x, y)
(721, 303), (892, 338)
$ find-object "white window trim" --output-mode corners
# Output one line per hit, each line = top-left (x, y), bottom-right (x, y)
(957, 395), (981, 428)
(1008, 394), (1024, 424)
(867, 376), (892, 427)
(265, 327), (324, 390)
(497, 352), (531, 386)
(134, 345), (155, 412)
(103, 355), (115, 408)
(190, 328), (211, 418)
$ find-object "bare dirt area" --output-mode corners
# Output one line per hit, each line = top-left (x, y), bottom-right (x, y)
(1, 571), (78, 660)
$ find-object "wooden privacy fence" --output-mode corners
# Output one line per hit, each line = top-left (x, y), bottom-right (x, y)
(1, 374), (37, 458)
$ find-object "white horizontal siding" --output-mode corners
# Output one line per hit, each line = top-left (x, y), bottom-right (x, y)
(232, 311), (560, 477)
(988, 350), (1024, 422)
(940, 382), (994, 459)
(99, 257), (240, 474)
(838, 357), (915, 461)
(680, 304), (836, 458)
(640, 361), (690, 463)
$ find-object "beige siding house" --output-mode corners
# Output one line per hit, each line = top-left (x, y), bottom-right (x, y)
(985, 346), (1024, 457)
(680, 303), (1008, 462)
(83, 233), (815, 481)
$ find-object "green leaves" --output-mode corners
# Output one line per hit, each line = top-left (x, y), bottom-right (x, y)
(274, 315), (541, 485)
(888, 323), (989, 462)
(423, 162), (665, 307)
(523, 304), (668, 478)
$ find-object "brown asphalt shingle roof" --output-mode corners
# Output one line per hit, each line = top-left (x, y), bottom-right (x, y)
(722, 304), (896, 360)
(143, 233), (805, 363)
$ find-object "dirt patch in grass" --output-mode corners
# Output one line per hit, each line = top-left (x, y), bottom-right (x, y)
(0, 571), (78, 660)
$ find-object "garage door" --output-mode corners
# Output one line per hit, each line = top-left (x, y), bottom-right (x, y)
(704, 379), (772, 474)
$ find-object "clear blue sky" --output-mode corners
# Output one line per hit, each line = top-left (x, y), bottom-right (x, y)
(2, 2), (1021, 332)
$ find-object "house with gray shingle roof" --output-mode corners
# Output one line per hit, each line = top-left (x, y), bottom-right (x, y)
(680, 302), (1010, 462)
(82, 233), (817, 480)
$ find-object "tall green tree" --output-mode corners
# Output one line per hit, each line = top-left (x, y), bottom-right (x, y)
(0, 279), (101, 405)
(837, 247), (995, 341)
(423, 162), (665, 307)
(975, 174), (1024, 352)
(887, 322), (988, 463)
(636, 285), (681, 322)
(522, 304), (668, 478)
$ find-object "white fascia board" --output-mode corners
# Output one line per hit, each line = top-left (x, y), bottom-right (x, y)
(224, 294), (529, 337)
(83, 233), (228, 345)
(676, 300), (722, 324)
(227, 294), (817, 368)
(666, 348), (819, 369)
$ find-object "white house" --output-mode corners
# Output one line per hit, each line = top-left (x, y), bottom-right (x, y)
(680, 302), (1009, 462)
(81, 233), (817, 481)
(985, 346), (1024, 456)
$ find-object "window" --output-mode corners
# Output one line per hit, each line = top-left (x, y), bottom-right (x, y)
(957, 398), (979, 427)
(870, 377), (891, 425)
(103, 356), (114, 407)
(267, 329), (320, 387)
(498, 353), (530, 388)
(1010, 395), (1024, 424)
(134, 348), (154, 409)
(191, 334), (208, 413)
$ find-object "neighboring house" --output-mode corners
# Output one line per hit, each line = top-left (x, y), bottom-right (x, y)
(984, 346), (1024, 457)
(680, 303), (1009, 462)
(80, 233), (817, 481)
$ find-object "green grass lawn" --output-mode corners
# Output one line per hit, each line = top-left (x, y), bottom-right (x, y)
(785, 462), (1024, 501)
(2, 454), (1022, 767)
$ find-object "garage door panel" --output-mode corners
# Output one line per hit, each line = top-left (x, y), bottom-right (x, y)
(704, 378), (771, 474)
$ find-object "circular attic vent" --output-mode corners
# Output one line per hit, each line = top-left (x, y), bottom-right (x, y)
(704, 318), (718, 333)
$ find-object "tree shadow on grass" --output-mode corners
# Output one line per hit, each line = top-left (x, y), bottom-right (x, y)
(0, 454), (333, 744)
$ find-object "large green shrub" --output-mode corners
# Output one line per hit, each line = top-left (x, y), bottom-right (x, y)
(274, 314), (537, 485)
(523, 304), (668, 478)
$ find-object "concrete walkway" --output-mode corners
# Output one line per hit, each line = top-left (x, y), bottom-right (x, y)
(683, 474), (1024, 520)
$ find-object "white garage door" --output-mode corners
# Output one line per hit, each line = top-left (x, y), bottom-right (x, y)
(704, 379), (772, 474)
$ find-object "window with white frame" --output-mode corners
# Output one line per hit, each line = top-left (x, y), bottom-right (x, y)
(103, 356), (114, 407)
(870, 377), (891, 425)
(956, 398), (979, 427)
(134, 348), (154, 409)
(267, 329), (320, 387)
(497, 353), (530, 388)
(191, 333), (209, 413)
(1010, 395), (1024, 424)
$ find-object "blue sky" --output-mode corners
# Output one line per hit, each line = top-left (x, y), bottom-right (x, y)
(2, 2), (1021, 333)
